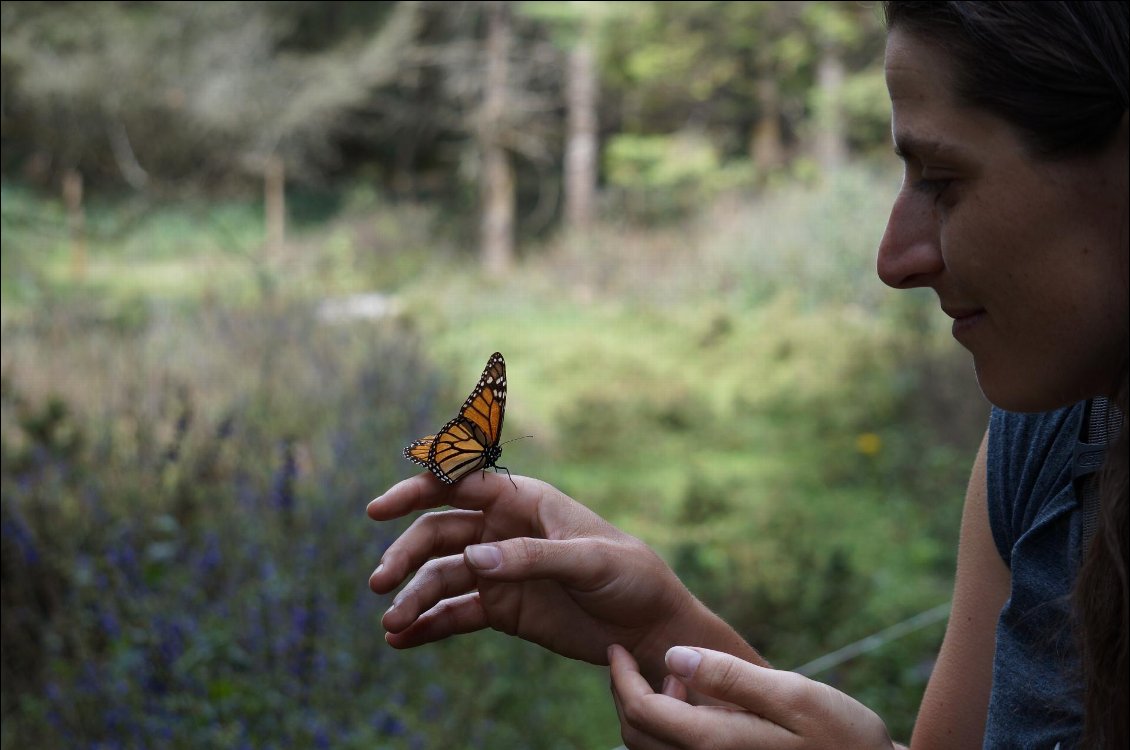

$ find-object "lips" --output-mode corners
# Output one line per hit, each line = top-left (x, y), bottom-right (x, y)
(943, 306), (986, 341)
(941, 305), (984, 321)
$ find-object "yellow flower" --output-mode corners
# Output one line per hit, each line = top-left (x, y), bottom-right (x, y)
(855, 432), (882, 456)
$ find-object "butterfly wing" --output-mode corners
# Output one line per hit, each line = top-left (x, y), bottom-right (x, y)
(457, 351), (506, 449)
(402, 352), (507, 484)
(403, 435), (436, 469)
(426, 415), (496, 483)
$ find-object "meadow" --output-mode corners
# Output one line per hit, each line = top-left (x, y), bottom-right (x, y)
(1, 164), (988, 748)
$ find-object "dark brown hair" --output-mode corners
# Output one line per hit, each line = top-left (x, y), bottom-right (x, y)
(883, 2), (1129, 747)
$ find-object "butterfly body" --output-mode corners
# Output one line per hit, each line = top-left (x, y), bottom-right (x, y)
(404, 352), (508, 484)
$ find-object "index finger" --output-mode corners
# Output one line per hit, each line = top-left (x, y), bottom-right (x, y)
(366, 470), (528, 521)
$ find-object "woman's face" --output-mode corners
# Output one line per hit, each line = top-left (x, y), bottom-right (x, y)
(878, 28), (1128, 412)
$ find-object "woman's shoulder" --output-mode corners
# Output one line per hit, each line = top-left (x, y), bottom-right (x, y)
(988, 402), (1084, 467)
(985, 401), (1086, 563)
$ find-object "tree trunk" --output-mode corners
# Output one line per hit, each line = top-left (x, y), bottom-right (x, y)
(265, 154), (286, 259)
(564, 28), (598, 231)
(750, 75), (785, 175)
(62, 169), (87, 282)
(480, 1), (514, 275)
(813, 45), (847, 174)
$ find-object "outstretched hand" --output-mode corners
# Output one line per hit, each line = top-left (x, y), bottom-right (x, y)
(368, 471), (702, 674)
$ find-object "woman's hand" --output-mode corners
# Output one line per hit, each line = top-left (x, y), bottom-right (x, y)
(609, 644), (896, 750)
(368, 471), (715, 679)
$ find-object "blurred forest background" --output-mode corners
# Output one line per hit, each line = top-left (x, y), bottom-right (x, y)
(1, 2), (989, 748)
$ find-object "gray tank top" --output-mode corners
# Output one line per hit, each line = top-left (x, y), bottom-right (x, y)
(984, 402), (1087, 749)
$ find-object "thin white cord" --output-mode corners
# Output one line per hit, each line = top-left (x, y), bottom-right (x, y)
(792, 601), (952, 677)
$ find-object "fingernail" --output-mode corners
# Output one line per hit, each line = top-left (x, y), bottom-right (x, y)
(465, 544), (501, 570)
(666, 646), (701, 679)
(374, 563), (384, 577)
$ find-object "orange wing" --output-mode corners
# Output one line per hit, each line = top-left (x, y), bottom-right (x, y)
(403, 435), (436, 465)
(403, 352), (507, 484)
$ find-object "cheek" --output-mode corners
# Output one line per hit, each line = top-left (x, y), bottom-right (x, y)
(950, 159), (1126, 405)
(980, 258), (1125, 408)
(943, 179), (1070, 288)
(936, 208), (1004, 281)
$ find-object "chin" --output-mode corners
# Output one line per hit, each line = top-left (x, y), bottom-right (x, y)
(974, 364), (1093, 414)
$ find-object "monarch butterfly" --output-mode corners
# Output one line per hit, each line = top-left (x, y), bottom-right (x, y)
(403, 352), (512, 485)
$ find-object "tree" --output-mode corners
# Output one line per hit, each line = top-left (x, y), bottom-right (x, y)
(521, 0), (620, 234)
(0, 2), (422, 190)
(802, 2), (873, 175)
(597, 1), (885, 180)
(479, 1), (516, 273)
(1, 1), (893, 241)
(564, 17), (598, 231)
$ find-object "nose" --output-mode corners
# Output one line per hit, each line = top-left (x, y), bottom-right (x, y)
(876, 184), (944, 289)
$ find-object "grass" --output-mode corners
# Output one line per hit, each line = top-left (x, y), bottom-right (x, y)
(1, 164), (987, 746)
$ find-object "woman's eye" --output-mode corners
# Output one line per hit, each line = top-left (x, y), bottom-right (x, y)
(913, 177), (952, 197)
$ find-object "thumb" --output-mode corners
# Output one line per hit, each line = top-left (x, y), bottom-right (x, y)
(464, 537), (611, 589)
(665, 646), (811, 723)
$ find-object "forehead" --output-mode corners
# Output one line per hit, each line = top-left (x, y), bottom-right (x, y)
(884, 28), (961, 111)
(883, 28), (988, 158)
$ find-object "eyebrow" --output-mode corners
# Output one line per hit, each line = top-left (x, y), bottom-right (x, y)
(891, 133), (965, 161)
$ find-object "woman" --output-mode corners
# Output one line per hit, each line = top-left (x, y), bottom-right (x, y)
(368, 3), (1128, 747)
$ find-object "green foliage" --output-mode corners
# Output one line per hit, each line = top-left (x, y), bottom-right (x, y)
(0, 184), (66, 308)
(841, 67), (894, 155)
(604, 133), (756, 221)
(2, 1), (888, 224)
(0, 179), (449, 326)
(2, 164), (987, 746)
(1, 1), (409, 189)
(600, 2), (802, 130)
(606, 134), (720, 189)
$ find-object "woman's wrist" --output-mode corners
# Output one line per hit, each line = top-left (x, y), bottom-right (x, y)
(631, 592), (767, 687)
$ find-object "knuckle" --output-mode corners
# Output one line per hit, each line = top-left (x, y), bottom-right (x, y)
(711, 657), (745, 695)
(406, 510), (442, 541)
(410, 509), (481, 551)
(415, 557), (444, 586)
(511, 536), (543, 567)
(413, 509), (453, 534)
(620, 697), (648, 728)
(589, 535), (634, 567)
(412, 554), (458, 591)
(772, 670), (818, 714)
